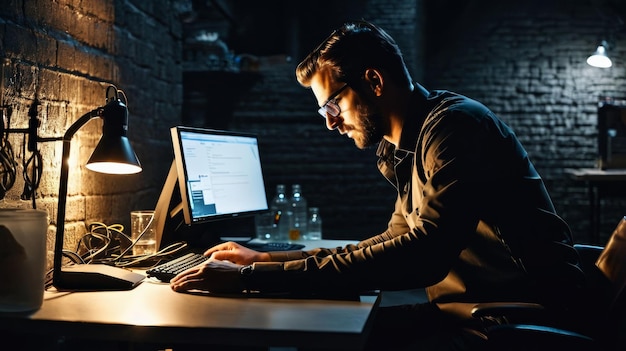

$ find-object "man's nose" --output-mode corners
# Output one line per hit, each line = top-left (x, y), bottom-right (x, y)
(325, 114), (340, 130)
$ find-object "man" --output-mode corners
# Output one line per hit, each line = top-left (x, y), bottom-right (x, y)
(171, 21), (584, 349)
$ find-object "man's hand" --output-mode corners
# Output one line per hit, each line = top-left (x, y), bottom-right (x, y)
(170, 258), (244, 293)
(203, 241), (271, 265)
(169, 241), (270, 293)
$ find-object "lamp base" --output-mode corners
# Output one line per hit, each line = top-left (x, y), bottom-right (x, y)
(55, 264), (145, 291)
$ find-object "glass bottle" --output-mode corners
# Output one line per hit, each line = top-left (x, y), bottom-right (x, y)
(307, 207), (322, 240)
(270, 184), (290, 241)
(289, 184), (308, 240)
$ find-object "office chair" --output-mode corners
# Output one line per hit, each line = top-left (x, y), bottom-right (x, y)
(471, 216), (626, 351)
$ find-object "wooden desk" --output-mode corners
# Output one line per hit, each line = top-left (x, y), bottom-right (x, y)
(565, 168), (626, 244)
(0, 240), (378, 351)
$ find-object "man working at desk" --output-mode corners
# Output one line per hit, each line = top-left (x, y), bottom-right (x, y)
(171, 21), (584, 350)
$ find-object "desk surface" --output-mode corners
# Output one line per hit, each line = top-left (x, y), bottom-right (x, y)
(0, 239), (378, 350)
(564, 167), (626, 181)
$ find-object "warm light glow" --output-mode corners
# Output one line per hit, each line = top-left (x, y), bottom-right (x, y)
(86, 161), (142, 174)
(587, 45), (612, 68)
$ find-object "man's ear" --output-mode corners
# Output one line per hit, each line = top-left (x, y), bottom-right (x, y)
(364, 68), (383, 96)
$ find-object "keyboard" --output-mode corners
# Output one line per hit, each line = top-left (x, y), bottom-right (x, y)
(146, 252), (209, 282)
(146, 242), (305, 282)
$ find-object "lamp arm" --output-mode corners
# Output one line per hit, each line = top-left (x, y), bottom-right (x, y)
(52, 107), (103, 286)
(62, 108), (103, 142)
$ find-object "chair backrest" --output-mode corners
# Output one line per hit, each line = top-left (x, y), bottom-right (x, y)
(471, 218), (626, 350)
(594, 216), (626, 348)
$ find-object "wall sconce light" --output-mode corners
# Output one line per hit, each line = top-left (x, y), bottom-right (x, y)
(51, 85), (145, 290)
(587, 40), (613, 68)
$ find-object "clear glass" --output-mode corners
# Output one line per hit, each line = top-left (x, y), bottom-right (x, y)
(270, 184), (291, 241)
(130, 210), (157, 256)
(307, 207), (322, 240)
(317, 84), (348, 117)
(255, 212), (274, 240)
(289, 184), (308, 240)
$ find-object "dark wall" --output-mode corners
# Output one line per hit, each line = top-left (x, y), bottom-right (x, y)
(422, 0), (626, 243)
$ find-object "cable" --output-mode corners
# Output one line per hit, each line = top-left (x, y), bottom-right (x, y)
(21, 132), (43, 205)
(44, 250), (87, 290)
(0, 107), (17, 199)
(105, 85), (117, 102)
(117, 89), (128, 107)
(44, 218), (194, 290)
(54, 221), (190, 270)
(113, 215), (154, 262)
(75, 222), (129, 263)
(112, 241), (189, 268)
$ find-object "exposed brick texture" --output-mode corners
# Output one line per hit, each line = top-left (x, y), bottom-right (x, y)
(422, 0), (626, 244)
(0, 0), (183, 269)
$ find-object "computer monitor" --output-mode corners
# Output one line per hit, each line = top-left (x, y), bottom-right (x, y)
(153, 126), (269, 249)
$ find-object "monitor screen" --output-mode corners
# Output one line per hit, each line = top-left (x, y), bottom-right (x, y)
(172, 126), (269, 224)
(152, 126), (269, 249)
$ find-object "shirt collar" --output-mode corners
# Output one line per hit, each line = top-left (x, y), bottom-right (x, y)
(396, 83), (430, 153)
(376, 83), (431, 164)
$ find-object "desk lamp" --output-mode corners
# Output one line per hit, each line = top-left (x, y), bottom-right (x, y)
(52, 85), (145, 291)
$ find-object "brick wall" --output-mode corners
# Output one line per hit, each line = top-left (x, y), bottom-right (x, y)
(422, 0), (626, 243)
(0, 0), (183, 269)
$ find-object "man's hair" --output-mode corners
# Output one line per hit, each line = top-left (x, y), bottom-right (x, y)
(295, 20), (412, 88)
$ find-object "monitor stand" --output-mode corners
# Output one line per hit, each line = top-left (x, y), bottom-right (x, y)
(153, 161), (181, 250)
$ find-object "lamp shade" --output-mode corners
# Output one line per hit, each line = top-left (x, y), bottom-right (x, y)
(86, 134), (142, 174)
(85, 95), (142, 174)
(587, 43), (612, 68)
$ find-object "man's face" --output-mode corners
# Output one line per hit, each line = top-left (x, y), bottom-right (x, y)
(310, 72), (384, 149)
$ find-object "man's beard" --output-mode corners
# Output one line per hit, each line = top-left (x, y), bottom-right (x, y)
(352, 103), (385, 149)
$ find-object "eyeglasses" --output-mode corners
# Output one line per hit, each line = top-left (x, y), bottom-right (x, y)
(317, 84), (348, 118)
